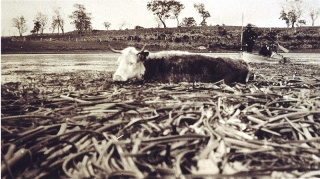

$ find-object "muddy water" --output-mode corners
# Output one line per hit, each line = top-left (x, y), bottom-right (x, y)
(1, 54), (118, 83)
(204, 53), (320, 64)
(1, 53), (119, 73)
(2, 53), (320, 84)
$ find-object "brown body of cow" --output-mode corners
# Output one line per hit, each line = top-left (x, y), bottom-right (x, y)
(111, 45), (250, 84)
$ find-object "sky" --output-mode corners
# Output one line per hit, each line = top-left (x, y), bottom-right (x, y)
(1, 0), (319, 36)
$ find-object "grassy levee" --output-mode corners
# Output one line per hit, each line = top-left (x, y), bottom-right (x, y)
(2, 25), (320, 53)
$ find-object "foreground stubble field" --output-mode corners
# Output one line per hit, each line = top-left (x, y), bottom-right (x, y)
(1, 59), (320, 178)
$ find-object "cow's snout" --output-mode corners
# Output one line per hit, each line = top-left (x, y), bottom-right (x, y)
(113, 74), (126, 82)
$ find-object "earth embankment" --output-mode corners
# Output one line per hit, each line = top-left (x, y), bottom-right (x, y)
(2, 26), (319, 53)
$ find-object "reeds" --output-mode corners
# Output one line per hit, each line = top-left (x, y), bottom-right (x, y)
(1, 63), (320, 178)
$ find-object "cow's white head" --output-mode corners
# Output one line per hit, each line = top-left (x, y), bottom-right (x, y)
(110, 45), (149, 82)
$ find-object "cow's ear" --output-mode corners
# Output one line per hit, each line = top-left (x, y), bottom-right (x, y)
(138, 51), (149, 61)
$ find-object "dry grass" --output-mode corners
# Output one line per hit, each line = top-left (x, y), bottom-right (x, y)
(1, 63), (320, 178)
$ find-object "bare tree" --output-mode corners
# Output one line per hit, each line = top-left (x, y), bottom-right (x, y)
(12, 16), (28, 36)
(118, 20), (127, 30)
(154, 17), (162, 28)
(34, 12), (48, 34)
(147, 0), (178, 28)
(103, 22), (111, 30)
(309, 8), (320, 26)
(279, 0), (304, 28)
(170, 1), (184, 26)
(279, 9), (290, 27)
(194, 3), (211, 26)
(52, 8), (64, 34)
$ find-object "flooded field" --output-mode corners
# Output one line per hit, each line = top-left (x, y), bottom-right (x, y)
(1, 53), (118, 83)
(1, 53), (320, 178)
(2, 53), (320, 84)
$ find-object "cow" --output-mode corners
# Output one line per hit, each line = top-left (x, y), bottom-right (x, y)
(110, 45), (250, 84)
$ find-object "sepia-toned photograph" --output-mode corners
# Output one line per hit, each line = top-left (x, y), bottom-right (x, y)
(1, 0), (320, 178)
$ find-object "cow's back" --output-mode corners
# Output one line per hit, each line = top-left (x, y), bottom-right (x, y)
(143, 54), (250, 84)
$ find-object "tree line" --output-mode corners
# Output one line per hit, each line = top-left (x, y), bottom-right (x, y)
(11, 0), (320, 37)
(279, 0), (319, 28)
(12, 4), (92, 37)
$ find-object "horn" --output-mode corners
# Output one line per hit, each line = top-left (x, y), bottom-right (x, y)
(139, 44), (147, 53)
(109, 45), (122, 53)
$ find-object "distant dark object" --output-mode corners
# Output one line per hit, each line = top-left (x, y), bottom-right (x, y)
(245, 23), (255, 28)
(259, 42), (279, 57)
(110, 45), (250, 84)
(243, 23), (258, 53)
(266, 36), (289, 53)
(259, 44), (272, 57)
(135, 26), (144, 29)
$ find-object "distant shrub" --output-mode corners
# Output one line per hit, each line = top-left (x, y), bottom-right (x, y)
(92, 30), (99, 34)
(296, 36), (304, 41)
(282, 35), (291, 41)
(303, 35), (314, 40)
(218, 27), (227, 36)
(182, 35), (189, 42)
(174, 37), (181, 43)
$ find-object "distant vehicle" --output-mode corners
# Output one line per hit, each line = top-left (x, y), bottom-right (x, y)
(109, 45), (250, 84)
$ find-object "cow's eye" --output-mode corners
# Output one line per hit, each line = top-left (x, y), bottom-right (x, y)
(128, 62), (134, 65)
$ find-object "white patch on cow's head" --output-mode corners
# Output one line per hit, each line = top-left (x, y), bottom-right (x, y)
(112, 47), (148, 82)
